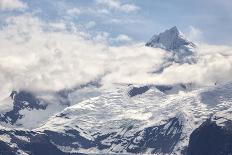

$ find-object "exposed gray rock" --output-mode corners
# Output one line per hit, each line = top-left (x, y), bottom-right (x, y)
(146, 26), (197, 64)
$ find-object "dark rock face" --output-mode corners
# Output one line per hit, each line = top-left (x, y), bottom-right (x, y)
(126, 117), (182, 154)
(43, 118), (182, 154)
(155, 85), (173, 93)
(92, 117), (182, 154)
(187, 119), (232, 155)
(155, 84), (191, 94)
(0, 141), (15, 155)
(0, 91), (47, 124)
(14, 91), (46, 110)
(44, 129), (99, 150)
(0, 129), (81, 155)
(128, 86), (150, 97)
(56, 80), (102, 106)
(0, 117), (182, 155)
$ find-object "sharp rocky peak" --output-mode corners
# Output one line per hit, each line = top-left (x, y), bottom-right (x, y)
(146, 26), (195, 51)
(146, 26), (197, 64)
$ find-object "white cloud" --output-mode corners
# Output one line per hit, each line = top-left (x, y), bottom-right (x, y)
(0, 0), (27, 11)
(96, 0), (139, 13)
(112, 34), (132, 42)
(0, 14), (165, 98)
(67, 8), (81, 16)
(1, 13), (232, 100)
(185, 26), (203, 43)
(49, 22), (66, 31)
(93, 33), (132, 44)
(93, 31), (109, 43)
(96, 8), (110, 14)
(85, 21), (96, 29)
(97, 0), (120, 8)
(107, 18), (141, 24)
(108, 18), (122, 24)
(120, 4), (139, 13)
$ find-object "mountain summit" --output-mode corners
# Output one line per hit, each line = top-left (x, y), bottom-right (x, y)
(146, 26), (197, 63)
(145, 26), (195, 50)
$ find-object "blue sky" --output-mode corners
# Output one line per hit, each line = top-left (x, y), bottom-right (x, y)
(1, 0), (232, 45)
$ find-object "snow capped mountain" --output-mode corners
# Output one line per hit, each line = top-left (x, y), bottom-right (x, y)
(146, 26), (197, 64)
(146, 26), (195, 50)
(1, 81), (232, 154)
(0, 27), (232, 155)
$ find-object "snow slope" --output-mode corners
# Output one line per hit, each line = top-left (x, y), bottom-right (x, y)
(0, 81), (232, 154)
(35, 82), (232, 154)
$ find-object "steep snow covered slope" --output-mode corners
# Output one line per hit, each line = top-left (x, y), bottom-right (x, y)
(1, 82), (232, 154)
(36, 82), (232, 154)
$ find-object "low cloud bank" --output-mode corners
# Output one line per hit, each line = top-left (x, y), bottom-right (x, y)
(0, 14), (232, 99)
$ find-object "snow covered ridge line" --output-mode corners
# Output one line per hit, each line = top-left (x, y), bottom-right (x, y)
(0, 80), (231, 154)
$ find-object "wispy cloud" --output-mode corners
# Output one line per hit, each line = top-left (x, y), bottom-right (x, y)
(96, 0), (139, 13)
(0, 0), (27, 11)
(85, 21), (96, 29)
(184, 26), (203, 43)
(111, 34), (132, 43)
(67, 8), (81, 16)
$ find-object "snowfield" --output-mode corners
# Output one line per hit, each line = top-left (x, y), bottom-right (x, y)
(1, 81), (232, 154)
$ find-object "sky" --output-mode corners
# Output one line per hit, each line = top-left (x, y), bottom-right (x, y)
(1, 0), (232, 99)
(1, 0), (232, 45)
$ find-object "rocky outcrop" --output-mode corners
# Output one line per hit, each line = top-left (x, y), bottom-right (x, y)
(187, 119), (232, 155)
